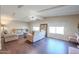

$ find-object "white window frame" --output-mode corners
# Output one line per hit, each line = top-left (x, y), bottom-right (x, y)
(49, 27), (64, 35)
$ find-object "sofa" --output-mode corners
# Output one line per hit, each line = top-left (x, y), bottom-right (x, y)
(4, 34), (18, 42)
(1, 32), (18, 42)
(27, 31), (45, 42)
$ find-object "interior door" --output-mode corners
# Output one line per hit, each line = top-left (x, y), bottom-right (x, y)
(40, 24), (48, 37)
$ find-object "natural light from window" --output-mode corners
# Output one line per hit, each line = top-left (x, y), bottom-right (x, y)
(49, 27), (64, 35)
(33, 27), (40, 31)
(49, 27), (55, 33)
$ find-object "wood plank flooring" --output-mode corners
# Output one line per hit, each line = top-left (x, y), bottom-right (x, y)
(0, 38), (78, 54)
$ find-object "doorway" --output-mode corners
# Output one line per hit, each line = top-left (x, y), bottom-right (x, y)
(40, 24), (48, 37)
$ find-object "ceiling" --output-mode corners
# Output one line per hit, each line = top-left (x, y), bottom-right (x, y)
(1, 5), (79, 22)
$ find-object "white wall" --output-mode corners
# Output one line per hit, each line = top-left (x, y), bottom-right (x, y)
(6, 21), (29, 30)
(0, 18), (1, 50)
(0, 37), (1, 50)
(1, 21), (29, 32)
(31, 15), (79, 41)
(0, 5), (1, 50)
(0, 27), (1, 50)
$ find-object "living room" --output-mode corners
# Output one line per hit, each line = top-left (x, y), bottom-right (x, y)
(0, 5), (79, 54)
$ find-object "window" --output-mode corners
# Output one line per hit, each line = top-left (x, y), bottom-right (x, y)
(49, 27), (55, 33)
(56, 27), (64, 34)
(49, 27), (64, 35)
(33, 27), (39, 31)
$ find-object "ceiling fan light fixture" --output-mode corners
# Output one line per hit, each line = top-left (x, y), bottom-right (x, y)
(29, 16), (37, 20)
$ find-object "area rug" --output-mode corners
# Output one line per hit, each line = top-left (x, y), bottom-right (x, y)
(69, 47), (79, 54)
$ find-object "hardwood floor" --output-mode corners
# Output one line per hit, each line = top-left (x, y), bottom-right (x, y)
(0, 38), (78, 54)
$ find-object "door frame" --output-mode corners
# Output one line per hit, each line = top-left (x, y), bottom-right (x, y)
(40, 24), (48, 37)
